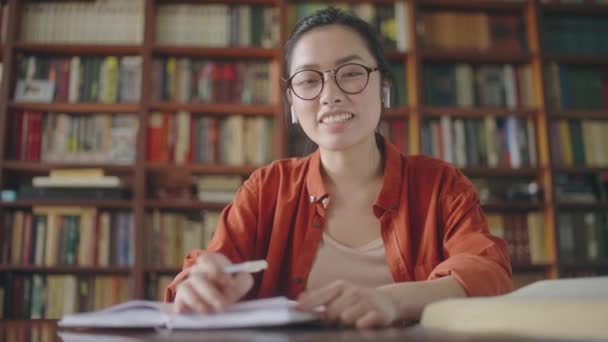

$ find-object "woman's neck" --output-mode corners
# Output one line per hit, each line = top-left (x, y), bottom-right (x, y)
(319, 134), (383, 190)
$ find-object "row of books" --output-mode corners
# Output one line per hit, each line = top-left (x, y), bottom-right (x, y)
(153, 59), (274, 104)
(544, 63), (608, 110)
(287, 2), (408, 51)
(543, 15), (608, 55)
(17, 56), (142, 104)
(418, 12), (526, 52)
(20, 0), (144, 44)
(157, 5), (279, 48)
(422, 116), (537, 168)
(558, 212), (608, 263)
(549, 119), (608, 167)
(147, 113), (274, 166)
(423, 64), (535, 108)
(0, 274), (131, 320)
(554, 173), (608, 204)
(196, 175), (242, 203)
(11, 112), (138, 164)
(1, 321), (54, 342)
(145, 210), (220, 267)
(472, 177), (542, 204)
(1, 209), (134, 267)
(487, 212), (546, 265)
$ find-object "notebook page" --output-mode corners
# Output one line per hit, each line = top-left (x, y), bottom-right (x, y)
(59, 301), (170, 328)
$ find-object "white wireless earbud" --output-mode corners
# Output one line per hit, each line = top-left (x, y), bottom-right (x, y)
(290, 106), (298, 124)
(383, 86), (391, 108)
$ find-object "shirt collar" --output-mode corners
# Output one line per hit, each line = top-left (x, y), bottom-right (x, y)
(305, 135), (404, 211)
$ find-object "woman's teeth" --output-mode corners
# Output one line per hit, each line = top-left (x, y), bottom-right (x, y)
(321, 113), (353, 124)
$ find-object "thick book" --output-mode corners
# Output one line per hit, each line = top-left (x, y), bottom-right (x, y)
(421, 277), (608, 340)
(58, 297), (318, 330)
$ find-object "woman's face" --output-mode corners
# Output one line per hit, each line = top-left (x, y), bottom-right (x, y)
(288, 25), (382, 151)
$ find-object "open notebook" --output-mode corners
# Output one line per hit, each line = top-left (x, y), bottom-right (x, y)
(421, 277), (608, 340)
(59, 297), (319, 330)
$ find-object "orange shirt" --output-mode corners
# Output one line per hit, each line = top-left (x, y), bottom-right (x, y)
(165, 137), (512, 302)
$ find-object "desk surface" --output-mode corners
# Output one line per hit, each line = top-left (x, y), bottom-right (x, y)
(56, 324), (587, 342)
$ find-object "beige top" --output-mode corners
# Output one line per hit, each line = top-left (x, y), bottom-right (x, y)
(306, 232), (394, 290)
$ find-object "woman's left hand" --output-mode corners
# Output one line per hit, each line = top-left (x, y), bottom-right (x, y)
(297, 280), (399, 329)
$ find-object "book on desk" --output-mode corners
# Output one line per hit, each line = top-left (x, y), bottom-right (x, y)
(58, 296), (319, 330)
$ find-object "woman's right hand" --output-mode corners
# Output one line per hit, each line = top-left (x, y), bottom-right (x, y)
(174, 253), (254, 314)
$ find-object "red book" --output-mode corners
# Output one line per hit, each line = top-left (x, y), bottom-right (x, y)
(147, 113), (164, 162)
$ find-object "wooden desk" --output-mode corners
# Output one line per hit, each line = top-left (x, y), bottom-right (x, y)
(56, 324), (586, 342)
(1, 321), (589, 341)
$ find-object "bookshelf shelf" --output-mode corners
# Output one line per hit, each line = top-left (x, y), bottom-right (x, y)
(146, 163), (257, 175)
(149, 103), (275, 116)
(461, 167), (539, 177)
(144, 266), (182, 274)
(13, 43), (142, 56)
(549, 110), (608, 120)
(2, 161), (135, 173)
(1, 200), (133, 209)
(383, 107), (410, 118)
(8, 102), (140, 114)
(422, 106), (538, 118)
(288, 0), (395, 4)
(555, 202), (608, 211)
(417, 0), (527, 12)
(0, 265), (132, 274)
(544, 54), (608, 66)
(420, 49), (531, 64)
(512, 263), (554, 272)
(541, 3), (608, 16)
(560, 260), (608, 269)
(152, 46), (279, 59)
(482, 202), (543, 212)
(145, 200), (226, 210)
(552, 166), (608, 174)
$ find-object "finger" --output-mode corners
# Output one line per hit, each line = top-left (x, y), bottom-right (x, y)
(298, 280), (345, 310)
(228, 272), (254, 301)
(189, 275), (230, 312)
(356, 311), (389, 329)
(191, 263), (235, 290)
(325, 288), (359, 321)
(175, 282), (213, 314)
(339, 301), (369, 326)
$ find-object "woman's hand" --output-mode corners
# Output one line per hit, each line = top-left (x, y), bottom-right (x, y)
(174, 253), (253, 314)
(297, 280), (399, 329)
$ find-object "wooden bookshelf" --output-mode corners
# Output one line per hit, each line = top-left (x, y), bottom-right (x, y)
(1, 200), (133, 209)
(8, 102), (140, 113)
(422, 106), (537, 118)
(13, 43), (143, 55)
(0, 265), (132, 273)
(420, 48), (531, 64)
(1, 0), (607, 325)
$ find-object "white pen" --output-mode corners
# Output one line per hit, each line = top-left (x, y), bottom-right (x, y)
(223, 260), (268, 274)
(191, 259), (268, 276)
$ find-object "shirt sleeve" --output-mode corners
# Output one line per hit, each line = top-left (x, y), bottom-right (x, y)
(428, 168), (513, 297)
(164, 175), (260, 302)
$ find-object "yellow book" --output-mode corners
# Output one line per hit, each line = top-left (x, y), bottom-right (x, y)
(421, 277), (608, 340)
(49, 168), (105, 179)
(558, 119), (573, 166)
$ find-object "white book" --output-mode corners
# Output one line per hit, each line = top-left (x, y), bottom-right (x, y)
(58, 297), (319, 330)
(394, 1), (409, 52)
(32, 176), (122, 188)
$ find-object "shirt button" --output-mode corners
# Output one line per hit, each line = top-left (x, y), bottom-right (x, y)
(312, 218), (321, 228)
(294, 277), (302, 284)
(309, 195), (315, 203)
(390, 203), (398, 210)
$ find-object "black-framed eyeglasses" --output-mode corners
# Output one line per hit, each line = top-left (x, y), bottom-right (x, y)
(287, 63), (380, 100)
